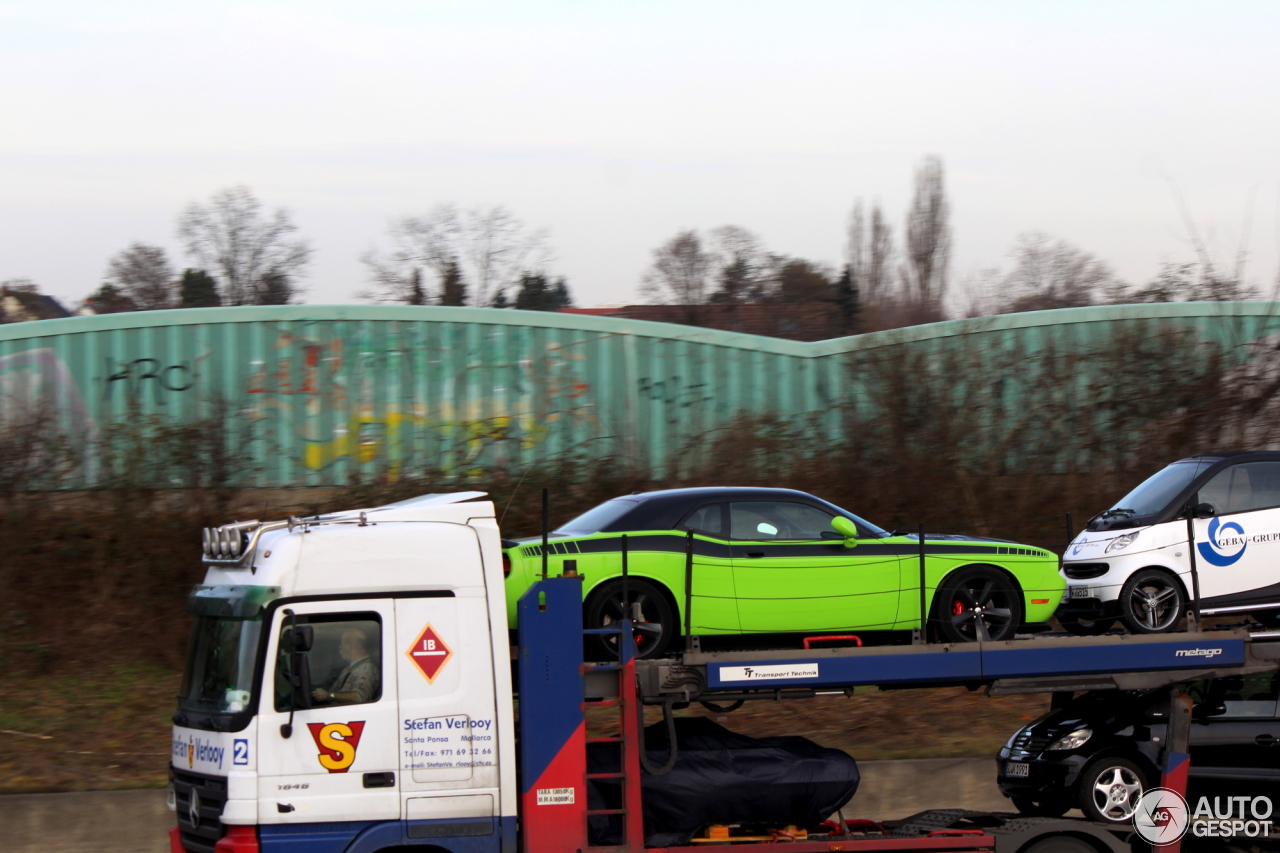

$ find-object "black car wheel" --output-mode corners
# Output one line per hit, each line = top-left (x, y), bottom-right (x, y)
(1059, 612), (1116, 636)
(1253, 611), (1280, 629)
(584, 579), (676, 661)
(1010, 794), (1070, 818)
(1077, 757), (1147, 823)
(1020, 838), (1097, 853)
(934, 567), (1023, 643)
(1119, 569), (1184, 633)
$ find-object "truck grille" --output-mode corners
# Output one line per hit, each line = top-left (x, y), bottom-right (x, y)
(1007, 729), (1052, 757)
(172, 768), (228, 853)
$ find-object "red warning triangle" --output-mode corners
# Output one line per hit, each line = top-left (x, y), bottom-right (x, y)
(406, 624), (453, 683)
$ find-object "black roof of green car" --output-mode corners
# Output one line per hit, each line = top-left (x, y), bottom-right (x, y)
(554, 487), (888, 537)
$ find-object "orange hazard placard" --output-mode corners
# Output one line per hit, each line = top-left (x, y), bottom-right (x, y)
(405, 624), (453, 683)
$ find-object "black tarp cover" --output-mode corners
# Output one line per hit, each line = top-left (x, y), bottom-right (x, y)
(586, 716), (860, 847)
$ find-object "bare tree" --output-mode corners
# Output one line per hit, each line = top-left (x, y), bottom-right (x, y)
(642, 229), (712, 324)
(707, 225), (766, 304)
(177, 186), (311, 306)
(363, 204), (549, 305)
(104, 243), (176, 310)
(997, 232), (1122, 313)
(903, 156), (951, 317)
(846, 200), (895, 306)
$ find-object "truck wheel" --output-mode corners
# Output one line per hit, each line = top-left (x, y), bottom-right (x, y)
(1010, 795), (1070, 818)
(934, 567), (1023, 643)
(1059, 612), (1116, 636)
(1119, 570), (1183, 633)
(1077, 757), (1147, 823)
(584, 579), (675, 661)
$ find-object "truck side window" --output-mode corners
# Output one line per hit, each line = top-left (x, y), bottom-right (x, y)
(275, 613), (382, 712)
(1199, 462), (1280, 514)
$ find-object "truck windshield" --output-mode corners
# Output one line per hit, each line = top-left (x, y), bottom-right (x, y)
(178, 585), (279, 716)
(1106, 460), (1214, 519)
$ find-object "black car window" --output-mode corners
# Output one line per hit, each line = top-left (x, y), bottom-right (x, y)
(677, 503), (724, 537)
(729, 501), (836, 541)
(554, 499), (639, 535)
(1205, 673), (1280, 719)
(1199, 462), (1280, 515)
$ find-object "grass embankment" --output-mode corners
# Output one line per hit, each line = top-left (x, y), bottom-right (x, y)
(0, 439), (1194, 795)
(0, 663), (1044, 795)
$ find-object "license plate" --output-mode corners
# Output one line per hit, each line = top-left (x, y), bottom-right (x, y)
(1005, 762), (1030, 778)
(1069, 586), (1092, 599)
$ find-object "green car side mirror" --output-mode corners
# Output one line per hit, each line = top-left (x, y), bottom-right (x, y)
(830, 517), (858, 548)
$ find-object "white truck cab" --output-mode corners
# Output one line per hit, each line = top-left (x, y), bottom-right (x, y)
(169, 493), (517, 853)
(1060, 452), (1280, 635)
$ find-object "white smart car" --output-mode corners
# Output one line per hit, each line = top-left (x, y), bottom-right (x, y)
(1059, 451), (1280, 634)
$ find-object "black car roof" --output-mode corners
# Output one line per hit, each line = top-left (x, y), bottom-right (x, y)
(1174, 450), (1280, 464)
(621, 486), (822, 502)
(588, 487), (857, 535)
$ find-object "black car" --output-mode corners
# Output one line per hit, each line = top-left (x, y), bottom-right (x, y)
(997, 671), (1280, 823)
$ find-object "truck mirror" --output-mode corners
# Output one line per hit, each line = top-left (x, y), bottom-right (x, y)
(290, 652), (313, 710)
(285, 624), (314, 653)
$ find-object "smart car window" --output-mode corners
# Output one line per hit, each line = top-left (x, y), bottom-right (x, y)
(678, 503), (724, 537)
(730, 502), (835, 540)
(275, 613), (382, 712)
(1199, 462), (1280, 514)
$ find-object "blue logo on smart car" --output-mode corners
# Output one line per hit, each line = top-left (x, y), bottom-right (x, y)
(1197, 517), (1247, 567)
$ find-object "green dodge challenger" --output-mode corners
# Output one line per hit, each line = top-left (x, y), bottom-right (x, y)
(502, 487), (1065, 657)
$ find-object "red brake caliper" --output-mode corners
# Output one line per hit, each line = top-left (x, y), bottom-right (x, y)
(952, 599), (966, 616)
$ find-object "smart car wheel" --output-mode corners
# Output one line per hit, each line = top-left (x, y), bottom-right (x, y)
(584, 579), (676, 661)
(1077, 756), (1147, 823)
(1010, 795), (1070, 818)
(934, 567), (1023, 643)
(1119, 569), (1184, 633)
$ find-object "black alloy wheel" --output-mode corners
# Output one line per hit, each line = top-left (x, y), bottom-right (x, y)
(935, 566), (1023, 643)
(1059, 612), (1116, 636)
(584, 578), (676, 661)
(1119, 569), (1184, 634)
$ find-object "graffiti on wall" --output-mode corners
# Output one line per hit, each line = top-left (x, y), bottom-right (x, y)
(238, 327), (606, 474)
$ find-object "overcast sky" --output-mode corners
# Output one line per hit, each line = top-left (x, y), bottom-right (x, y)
(3, 0), (1278, 310)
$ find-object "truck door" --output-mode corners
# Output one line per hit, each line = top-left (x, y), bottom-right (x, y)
(395, 592), (501, 833)
(257, 600), (400, 825)
(1194, 461), (1280, 605)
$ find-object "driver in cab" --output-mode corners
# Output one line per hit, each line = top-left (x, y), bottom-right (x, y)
(312, 627), (379, 705)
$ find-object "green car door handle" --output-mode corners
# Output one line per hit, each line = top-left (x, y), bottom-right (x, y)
(745, 550), (765, 558)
